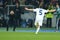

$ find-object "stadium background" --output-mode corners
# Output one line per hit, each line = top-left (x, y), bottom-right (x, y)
(0, 0), (60, 40)
(0, 0), (60, 31)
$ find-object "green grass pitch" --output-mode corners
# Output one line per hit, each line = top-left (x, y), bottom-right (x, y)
(0, 32), (60, 40)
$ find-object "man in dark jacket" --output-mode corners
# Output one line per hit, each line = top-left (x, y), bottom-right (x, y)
(13, 2), (23, 31)
(6, 10), (15, 31)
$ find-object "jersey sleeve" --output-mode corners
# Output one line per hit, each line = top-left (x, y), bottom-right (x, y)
(43, 9), (48, 13)
(33, 9), (37, 12)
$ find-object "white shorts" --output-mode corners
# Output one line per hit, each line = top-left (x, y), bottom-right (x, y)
(34, 18), (43, 26)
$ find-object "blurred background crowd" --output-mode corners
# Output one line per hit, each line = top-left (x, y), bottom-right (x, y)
(0, 0), (60, 28)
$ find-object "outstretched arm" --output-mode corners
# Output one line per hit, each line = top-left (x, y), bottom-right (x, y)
(48, 9), (56, 12)
(25, 8), (33, 11)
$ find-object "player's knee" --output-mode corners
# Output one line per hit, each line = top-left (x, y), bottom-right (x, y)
(35, 22), (40, 28)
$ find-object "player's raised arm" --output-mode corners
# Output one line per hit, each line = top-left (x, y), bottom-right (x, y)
(48, 9), (56, 12)
(25, 8), (33, 11)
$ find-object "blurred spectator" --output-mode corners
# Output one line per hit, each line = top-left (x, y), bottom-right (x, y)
(31, 0), (39, 8)
(7, 10), (15, 31)
(14, 2), (23, 28)
(25, 0), (39, 8)
(2, 0), (8, 17)
(12, 0), (20, 5)
(0, 0), (3, 7)
(2, 17), (7, 27)
(43, 0), (50, 9)
(25, 0), (32, 5)
(0, 17), (3, 27)
(0, 0), (8, 28)
(8, 10), (15, 27)
(39, 0), (44, 8)
(27, 19), (33, 28)
(58, 0), (60, 5)
(12, 0), (16, 5)
(0, 8), (4, 16)
(51, 0), (58, 6)
(0, 16), (6, 27)
(45, 3), (54, 28)
(2, 0), (8, 8)
(2, 0), (8, 26)
(44, 0), (50, 4)
(55, 3), (60, 30)
(19, 0), (25, 5)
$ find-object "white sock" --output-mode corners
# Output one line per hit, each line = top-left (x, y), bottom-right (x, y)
(35, 26), (40, 34)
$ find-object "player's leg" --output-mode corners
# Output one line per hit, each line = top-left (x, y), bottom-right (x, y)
(56, 18), (59, 32)
(35, 19), (43, 34)
(35, 22), (40, 34)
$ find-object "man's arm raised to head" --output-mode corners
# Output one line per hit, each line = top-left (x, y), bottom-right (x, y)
(25, 8), (33, 11)
(48, 9), (56, 12)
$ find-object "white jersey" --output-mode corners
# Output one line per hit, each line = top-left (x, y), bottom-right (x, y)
(33, 8), (48, 26)
(33, 8), (48, 20)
